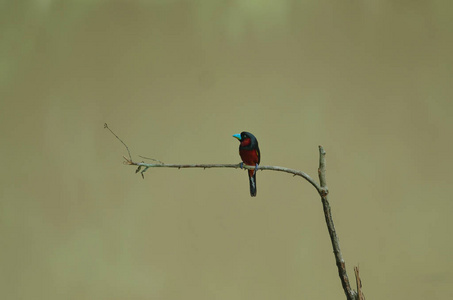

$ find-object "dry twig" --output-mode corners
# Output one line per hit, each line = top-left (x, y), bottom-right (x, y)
(107, 125), (363, 299)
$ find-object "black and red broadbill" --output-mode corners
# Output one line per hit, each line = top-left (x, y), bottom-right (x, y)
(233, 132), (261, 197)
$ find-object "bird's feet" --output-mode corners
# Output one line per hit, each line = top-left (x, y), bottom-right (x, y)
(253, 163), (259, 176)
(239, 162), (244, 169)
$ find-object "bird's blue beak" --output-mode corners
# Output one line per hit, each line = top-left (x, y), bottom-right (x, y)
(232, 133), (241, 141)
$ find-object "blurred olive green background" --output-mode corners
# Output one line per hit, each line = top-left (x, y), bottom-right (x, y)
(1, 1), (452, 299)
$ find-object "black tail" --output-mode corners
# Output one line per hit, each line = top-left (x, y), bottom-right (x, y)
(248, 170), (257, 197)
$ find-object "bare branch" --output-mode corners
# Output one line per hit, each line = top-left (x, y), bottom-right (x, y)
(138, 155), (164, 164)
(107, 126), (363, 299)
(123, 157), (320, 190)
(354, 266), (365, 300)
(122, 147), (362, 299)
(104, 123), (132, 161)
(318, 146), (356, 300)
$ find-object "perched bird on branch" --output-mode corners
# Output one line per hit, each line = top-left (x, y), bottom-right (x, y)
(233, 131), (261, 197)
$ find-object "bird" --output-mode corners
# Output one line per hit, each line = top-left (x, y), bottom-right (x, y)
(232, 131), (261, 197)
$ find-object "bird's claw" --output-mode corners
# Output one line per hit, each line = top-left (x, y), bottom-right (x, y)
(254, 163), (259, 176)
(239, 162), (244, 169)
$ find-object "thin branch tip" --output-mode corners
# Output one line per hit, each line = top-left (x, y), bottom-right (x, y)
(135, 165), (142, 173)
(123, 156), (133, 165)
(105, 124), (132, 161)
(354, 266), (365, 300)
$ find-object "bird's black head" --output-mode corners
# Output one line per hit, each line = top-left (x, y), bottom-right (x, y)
(233, 131), (258, 148)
